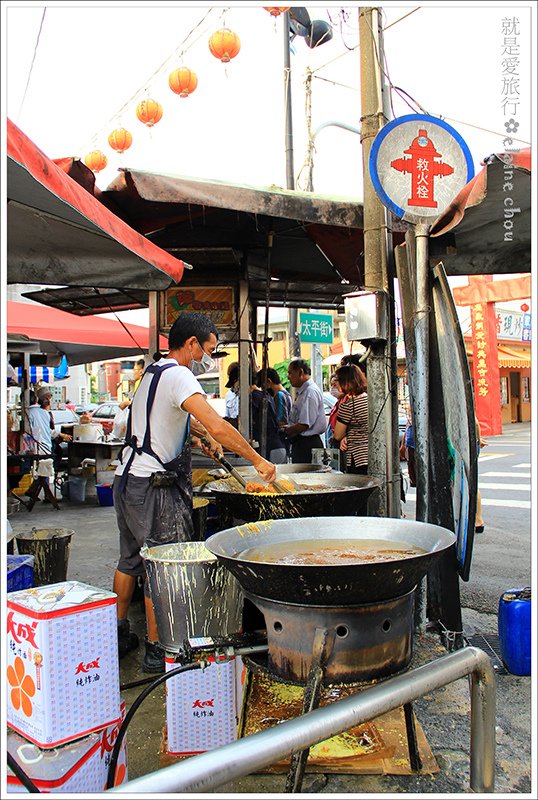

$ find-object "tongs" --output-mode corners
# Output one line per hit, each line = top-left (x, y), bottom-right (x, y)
(201, 437), (291, 493)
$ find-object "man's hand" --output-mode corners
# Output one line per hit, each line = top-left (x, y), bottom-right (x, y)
(200, 434), (224, 460)
(60, 433), (72, 442)
(254, 458), (276, 484)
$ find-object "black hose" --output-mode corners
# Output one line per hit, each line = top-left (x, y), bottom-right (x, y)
(119, 675), (158, 691)
(106, 661), (203, 790)
(7, 750), (41, 793)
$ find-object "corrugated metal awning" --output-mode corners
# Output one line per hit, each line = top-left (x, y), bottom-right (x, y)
(497, 345), (531, 368)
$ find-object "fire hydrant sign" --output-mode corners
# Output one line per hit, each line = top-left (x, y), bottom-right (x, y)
(299, 313), (333, 344)
(369, 114), (474, 224)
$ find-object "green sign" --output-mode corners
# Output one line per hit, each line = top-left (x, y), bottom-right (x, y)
(299, 313), (333, 344)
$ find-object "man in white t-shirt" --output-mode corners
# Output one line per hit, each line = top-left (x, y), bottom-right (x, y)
(113, 312), (276, 673)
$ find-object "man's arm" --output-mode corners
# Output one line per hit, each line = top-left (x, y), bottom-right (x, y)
(281, 422), (308, 438)
(183, 393), (276, 484)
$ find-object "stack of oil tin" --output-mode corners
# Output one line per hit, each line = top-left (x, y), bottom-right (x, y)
(6, 581), (128, 792)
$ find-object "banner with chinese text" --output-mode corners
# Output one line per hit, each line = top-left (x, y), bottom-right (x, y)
(470, 302), (502, 436)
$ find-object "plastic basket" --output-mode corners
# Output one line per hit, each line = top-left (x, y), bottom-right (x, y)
(96, 483), (114, 507)
(7, 555), (35, 592)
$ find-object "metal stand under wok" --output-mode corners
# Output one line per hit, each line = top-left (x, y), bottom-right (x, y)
(205, 516), (458, 793)
(244, 619), (423, 794)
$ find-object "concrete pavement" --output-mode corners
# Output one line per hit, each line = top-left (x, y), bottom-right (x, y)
(6, 423), (533, 796)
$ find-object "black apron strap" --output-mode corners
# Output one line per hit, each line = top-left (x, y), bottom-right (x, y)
(119, 361), (188, 492)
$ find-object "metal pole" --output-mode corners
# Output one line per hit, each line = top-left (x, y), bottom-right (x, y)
(148, 291), (160, 359)
(260, 233), (274, 458)
(359, 7), (394, 516)
(414, 223), (431, 522)
(283, 11), (294, 191)
(113, 647), (495, 794)
(238, 280), (250, 440)
(283, 10), (301, 359)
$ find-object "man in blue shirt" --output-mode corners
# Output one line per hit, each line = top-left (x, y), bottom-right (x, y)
(282, 359), (326, 464)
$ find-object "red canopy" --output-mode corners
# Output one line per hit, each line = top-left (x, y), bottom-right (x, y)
(7, 119), (185, 290)
(7, 301), (169, 365)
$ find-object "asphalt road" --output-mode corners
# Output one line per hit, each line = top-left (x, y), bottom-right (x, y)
(402, 422), (532, 614)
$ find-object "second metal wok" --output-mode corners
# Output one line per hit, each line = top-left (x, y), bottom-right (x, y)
(203, 473), (382, 522)
(205, 516), (457, 605)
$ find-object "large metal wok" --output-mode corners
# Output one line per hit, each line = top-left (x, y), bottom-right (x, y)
(203, 473), (382, 522)
(205, 516), (457, 605)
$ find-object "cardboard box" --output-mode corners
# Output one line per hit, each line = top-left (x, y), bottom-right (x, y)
(7, 581), (121, 748)
(165, 656), (238, 755)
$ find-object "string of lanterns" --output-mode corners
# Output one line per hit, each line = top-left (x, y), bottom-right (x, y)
(83, 10), (286, 171)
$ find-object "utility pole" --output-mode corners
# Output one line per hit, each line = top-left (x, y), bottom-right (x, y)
(358, 7), (399, 517)
(283, 10), (301, 359)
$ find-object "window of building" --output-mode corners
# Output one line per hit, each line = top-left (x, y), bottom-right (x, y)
(500, 376), (509, 406)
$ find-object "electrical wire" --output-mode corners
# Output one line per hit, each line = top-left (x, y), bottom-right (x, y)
(16, 7), (46, 123)
(383, 7), (421, 31)
(106, 660), (204, 790)
(94, 289), (146, 355)
(78, 8), (225, 154)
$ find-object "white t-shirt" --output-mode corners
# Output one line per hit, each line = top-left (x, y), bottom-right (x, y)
(115, 358), (205, 478)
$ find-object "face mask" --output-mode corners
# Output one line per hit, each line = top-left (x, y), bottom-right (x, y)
(330, 386), (341, 398)
(190, 340), (216, 375)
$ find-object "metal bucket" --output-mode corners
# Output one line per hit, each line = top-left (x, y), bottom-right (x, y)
(192, 497), (209, 541)
(15, 528), (74, 586)
(141, 541), (243, 653)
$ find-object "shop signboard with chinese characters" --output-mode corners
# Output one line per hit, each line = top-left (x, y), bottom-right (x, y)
(162, 287), (236, 332)
(369, 114), (474, 223)
(496, 308), (531, 341)
(299, 313), (333, 344)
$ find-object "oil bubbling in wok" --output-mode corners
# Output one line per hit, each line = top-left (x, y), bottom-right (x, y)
(236, 538), (426, 566)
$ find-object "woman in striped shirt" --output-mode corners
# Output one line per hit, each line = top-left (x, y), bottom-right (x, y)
(332, 364), (368, 474)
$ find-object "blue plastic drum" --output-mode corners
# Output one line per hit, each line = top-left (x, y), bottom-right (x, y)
(498, 587), (531, 676)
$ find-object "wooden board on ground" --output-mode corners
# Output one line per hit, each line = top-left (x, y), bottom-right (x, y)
(239, 670), (439, 775)
(159, 669), (439, 776)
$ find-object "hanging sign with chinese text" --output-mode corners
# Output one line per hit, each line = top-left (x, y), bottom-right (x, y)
(299, 313), (333, 344)
(470, 302), (502, 436)
(163, 286), (236, 331)
(369, 114), (474, 224)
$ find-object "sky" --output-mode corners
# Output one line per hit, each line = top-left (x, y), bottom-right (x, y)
(2, 1), (535, 325)
(3, 1), (534, 197)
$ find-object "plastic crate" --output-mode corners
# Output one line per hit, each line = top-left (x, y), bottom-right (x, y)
(7, 555), (35, 592)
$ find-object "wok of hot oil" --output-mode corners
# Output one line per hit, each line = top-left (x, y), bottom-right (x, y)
(236, 538), (426, 566)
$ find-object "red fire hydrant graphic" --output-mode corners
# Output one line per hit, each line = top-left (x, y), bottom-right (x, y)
(391, 129), (454, 208)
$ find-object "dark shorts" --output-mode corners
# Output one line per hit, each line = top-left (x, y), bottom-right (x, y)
(113, 474), (194, 579)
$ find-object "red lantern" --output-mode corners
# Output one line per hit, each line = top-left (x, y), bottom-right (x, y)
(263, 7), (290, 17)
(521, 303), (529, 312)
(108, 128), (133, 154)
(136, 99), (163, 127)
(208, 28), (241, 63)
(84, 150), (108, 173)
(169, 67), (198, 98)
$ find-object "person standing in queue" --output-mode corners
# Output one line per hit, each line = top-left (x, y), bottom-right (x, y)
(113, 312), (276, 673)
(332, 363), (369, 475)
(281, 358), (326, 464)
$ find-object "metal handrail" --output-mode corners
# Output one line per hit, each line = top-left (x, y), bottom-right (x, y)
(111, 646), (496, 794)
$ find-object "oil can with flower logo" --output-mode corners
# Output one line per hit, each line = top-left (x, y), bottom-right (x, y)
(7, 581), (121, 748)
